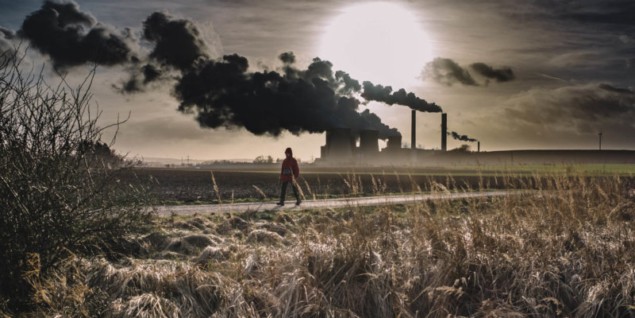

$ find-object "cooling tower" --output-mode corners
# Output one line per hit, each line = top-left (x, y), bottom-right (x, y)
(359, 129), (380, 156)
(387, 135), (402, 150)
(326, 128), (353, 160)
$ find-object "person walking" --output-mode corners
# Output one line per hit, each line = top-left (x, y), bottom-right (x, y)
(277, 147), (301, 206)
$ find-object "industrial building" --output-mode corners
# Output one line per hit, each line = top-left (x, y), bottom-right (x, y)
(316, 109), (635, 166)
(318, 112), (448, 165)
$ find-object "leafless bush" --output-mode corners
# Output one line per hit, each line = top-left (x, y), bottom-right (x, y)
(0, 48), (153, 312)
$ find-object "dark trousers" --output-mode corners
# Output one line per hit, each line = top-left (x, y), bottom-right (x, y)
(279, 181), (300, 203)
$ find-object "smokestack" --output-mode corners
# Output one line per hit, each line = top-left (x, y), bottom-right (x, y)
(411, 110), (416, 150)
(441, 113), (447, 151)
(478, 141), (480, 152)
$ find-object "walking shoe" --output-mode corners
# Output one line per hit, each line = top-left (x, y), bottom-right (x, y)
(295, 200), (301, 206)
(276, 202), (284, 206)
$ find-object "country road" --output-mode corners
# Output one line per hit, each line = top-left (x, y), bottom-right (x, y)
(153, 190), (516, 216)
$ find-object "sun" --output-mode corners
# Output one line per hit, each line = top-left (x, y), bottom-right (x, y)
(318, 2), (433, 89)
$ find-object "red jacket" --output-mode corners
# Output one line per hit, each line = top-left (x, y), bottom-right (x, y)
(280, 157), (299, 182)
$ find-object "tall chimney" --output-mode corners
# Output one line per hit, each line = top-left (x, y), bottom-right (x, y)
(411, 109), (416, 150)
(477, 141), (480, 153)
(441, 113), (447, 151)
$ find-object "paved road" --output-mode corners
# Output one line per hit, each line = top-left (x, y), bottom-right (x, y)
(154, 190), (514, 216)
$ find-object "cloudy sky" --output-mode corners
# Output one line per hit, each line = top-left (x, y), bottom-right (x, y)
(1, 0), (634, 161)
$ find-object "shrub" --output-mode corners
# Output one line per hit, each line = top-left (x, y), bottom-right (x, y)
(0, 49), (153, 311)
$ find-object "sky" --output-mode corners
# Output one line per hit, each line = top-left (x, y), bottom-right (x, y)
(1, 0), (634, 161)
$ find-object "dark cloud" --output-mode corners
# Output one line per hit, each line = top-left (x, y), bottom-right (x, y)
(0, 27), (15, 39)
(142, 64), (162, 83)
(503, 0), (635, 29)
(8, 2), (402, 140)
(143, 11), (209, 71)
(0, 27), (15, 58)
(599, 83), (634, 94)
(174, 53), (401, 139)
(424, 58), (478, 86)
(504, 83), (635, 136)
(6, 2), (537, 144)
(18, 0), (135, 69)
(358, 109), (400, 138)
(278, 51), (295, 65)
(361, 82), (442, 112)
(335, 70), (361, 95)
(6, 5), (214, 93)
(555, 0), (635, 27)
(118, 11), (214, 93)
(448, 131), (478, 142)
(118, 63), (166, 93)
(470, 62), (515, 83)
(423, 57), (516, 87)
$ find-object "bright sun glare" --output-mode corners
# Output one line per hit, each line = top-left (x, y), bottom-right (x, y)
(319, 2), (432, 89)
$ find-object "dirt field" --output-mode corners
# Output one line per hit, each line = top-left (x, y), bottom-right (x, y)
(128, 167), (513, 204)
(126, 165), (634, 204)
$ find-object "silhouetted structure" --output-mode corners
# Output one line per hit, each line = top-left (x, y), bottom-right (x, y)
(359, 130), (379, 157)
(322, 128), (355, 162)
(441, 113), (447, 152)
(411, 110), (416, 150)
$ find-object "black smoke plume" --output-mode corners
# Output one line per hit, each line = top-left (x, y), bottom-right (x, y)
(361, 82), (442, 112)
(358, 109), (400, 138)
(448, 131), (478, 142)
(175, 53), (401, 139)
(18, 0), (135, 69)
(470, 62), (515, 83)
(9, 4), (405, 139)
(423, 57), (515, 86)
(143, 12), (209, 71)
(121, 11), (212, 92)
(424, 58), (478, 86)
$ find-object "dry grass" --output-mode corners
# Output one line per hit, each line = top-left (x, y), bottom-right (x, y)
(5, 174), (635, 317)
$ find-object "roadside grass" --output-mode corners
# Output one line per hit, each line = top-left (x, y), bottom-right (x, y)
(163, 162), (635, 176)
(443, 163), (635, 176)
(4, 173), (635, 317)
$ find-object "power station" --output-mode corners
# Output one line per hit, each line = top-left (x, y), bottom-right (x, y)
(315, 109), (635, 166)
(318, 112), (450, 164)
